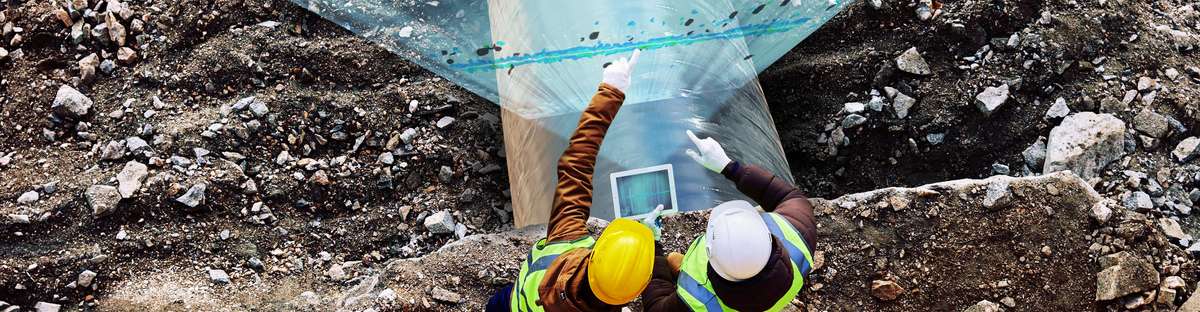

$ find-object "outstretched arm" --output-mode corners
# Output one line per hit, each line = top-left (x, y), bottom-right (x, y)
(686, 131), (817, 252)
(546, 51), (641, 242)
(545, 83), (626, 242)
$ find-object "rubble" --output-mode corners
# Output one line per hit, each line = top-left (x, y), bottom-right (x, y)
(85, 185), (120, 216)
(116, 161), (148, 198)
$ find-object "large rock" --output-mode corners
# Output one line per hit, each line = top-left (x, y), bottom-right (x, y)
(86, 185), (120, 216)
(116, 161), (148, 198)
(176, 183), (207, 208)
(1133, 108), (1171, 138)
(1174, 137), (1200, 163)
(895, 47), (931, 75)
(1044, 113), (1127, 180)
(975, 84), (1010, 117)
(424, 211), (456, 234)
(52, 85), (93, 119)
(1095, 252), (1159, 301)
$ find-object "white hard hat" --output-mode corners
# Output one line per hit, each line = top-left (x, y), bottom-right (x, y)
(705, 200), (771, 282)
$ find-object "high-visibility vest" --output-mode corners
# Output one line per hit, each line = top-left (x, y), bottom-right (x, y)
(510, 236), (597, 312)
(675, 212), (813, 311)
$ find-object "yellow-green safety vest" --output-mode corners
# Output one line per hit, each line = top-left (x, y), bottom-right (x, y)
(675, 212), (813, 311)
(510, 236), (596, 312)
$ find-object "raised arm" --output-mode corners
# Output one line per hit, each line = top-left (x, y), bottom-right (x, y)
(546, 50), (641, 242)
(686, 131), (817, 252)
(545, 83), (626, 242)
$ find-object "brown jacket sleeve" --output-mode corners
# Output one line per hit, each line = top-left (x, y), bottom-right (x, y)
(641, 252), (690, 311)
(721, 161), (818, 251)
(546, 83), (626, 243)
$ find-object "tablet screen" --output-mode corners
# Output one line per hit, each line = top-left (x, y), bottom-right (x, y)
(614, 168), (674, 218)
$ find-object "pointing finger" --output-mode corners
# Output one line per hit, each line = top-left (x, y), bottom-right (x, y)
(628, 49), (642, 67)
(686, 130), (703, 148)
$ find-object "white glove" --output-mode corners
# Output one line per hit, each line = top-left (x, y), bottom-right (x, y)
(686, 130), (732, 173)
(639, 204), (665, 241)
(602, 49), (641, 93)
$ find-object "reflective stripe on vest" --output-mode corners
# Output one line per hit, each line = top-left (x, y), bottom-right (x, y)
(511, 236), (596, 312)
(675, 212), (812, 311)
(760, 213), (814, 277)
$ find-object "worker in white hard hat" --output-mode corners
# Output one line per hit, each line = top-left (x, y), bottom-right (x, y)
(641, 130), (818, 311)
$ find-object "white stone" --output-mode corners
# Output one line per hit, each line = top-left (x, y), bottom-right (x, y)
(1043, 113), (1127, 180)
(116, 161), (148, 198)
(424, 210), (456, 234)
(895, 47), (931, 75)
(16, 191), (38, 204)
(1045, 97), (1069, 120)
(1173, 137), (1200, 163)
(975, 84), (1010, 117)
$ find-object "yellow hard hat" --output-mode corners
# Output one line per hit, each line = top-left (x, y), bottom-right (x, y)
(588, 218), (655, 305)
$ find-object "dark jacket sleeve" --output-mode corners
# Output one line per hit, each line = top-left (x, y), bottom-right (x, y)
(642, 250), (690, 311)
(546, 83), (625, 242)
(721, 161), (818, 252)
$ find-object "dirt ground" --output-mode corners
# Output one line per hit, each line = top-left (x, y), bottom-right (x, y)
(1, 0), (1199, 310)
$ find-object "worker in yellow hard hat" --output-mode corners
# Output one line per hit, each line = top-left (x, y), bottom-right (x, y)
(486, 50), (660, 312)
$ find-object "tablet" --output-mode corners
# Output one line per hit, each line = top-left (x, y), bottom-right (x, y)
(610, 164), (679, 220)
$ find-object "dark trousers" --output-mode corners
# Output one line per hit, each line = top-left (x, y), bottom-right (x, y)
(486, 284), (514, 312)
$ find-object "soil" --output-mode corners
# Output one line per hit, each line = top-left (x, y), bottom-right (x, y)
(1, 0), (1199, 310)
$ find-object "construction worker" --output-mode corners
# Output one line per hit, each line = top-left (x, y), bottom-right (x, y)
(485, 50), (659, 312)
(640, 131), (818, 311)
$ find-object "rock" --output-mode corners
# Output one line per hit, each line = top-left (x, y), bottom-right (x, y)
(106, 13), (126, 46)
(1134, 109), (1171, 138)
(79, 53), (99, 82)
(1091, 201), (1113, 224)
(116, 47), (138, 65)
(892, 92), (916, 119)
(431, 286), (464, 303)
(1043, 113), (1127, 180)
(1167, 68), (1181, 81)
(100, 140), (126, 160)
(0, 47), (8, 62)
(1137, 76), (1157, 91)
(249, 101), (269, 117)
(1095, 252), (1159, 301)
(77, 270), (97, 287)
(440, 166), (455, 183)
(52, 85), (93, 119)
(1181, 286), (1200, 311)
(1124, 191), (1153, 212)
(99, 60), (116, 75)
(116, 161), (148, 198)
(975, 84), (1010, 117)
(326, 264), (347, 281)
(991, 163), (1010, 175)
(982, 179), (1012, 210)
(378, 152), (394, 165)
(844, 102), (865, 114)
(999, 297), (1016, 308)
(400, 128), (419, 144)
(927, 133), (945, 145)
(436, 116), (456, 128)
(1160, 218), (1192, 241)
(125, 136), (149, 153)
(1045, 97), (1069, 120)
(208, 269), (230, 284)
(1164, 276), (1187, 289)
(1173, 137), (1200, 163)
(842, 114), (867, 128)
(455, 223), (468, 240)
(870, 280), (904, 301)
(963, 300), (1003, 312)
(424, 210), (456, 234)
(176, 183), (207, 208)
(1022, 137), (1047, 171)
(895, 47), (931, 75)
(33, 302), (60, 312)
(16, 191), (38, 205)
(86, 185), (120, 216)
